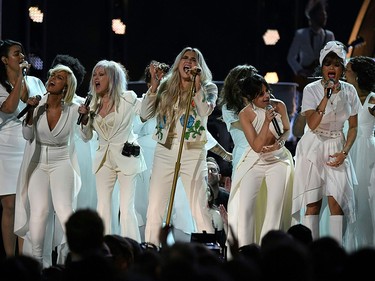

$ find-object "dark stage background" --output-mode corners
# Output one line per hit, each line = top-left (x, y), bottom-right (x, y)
(0, 0), (371, 259)
(1, 0), (365, 97)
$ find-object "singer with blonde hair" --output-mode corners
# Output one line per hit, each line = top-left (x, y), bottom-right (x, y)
(140, 47), (218, 247)
(14, 64), (81, 267)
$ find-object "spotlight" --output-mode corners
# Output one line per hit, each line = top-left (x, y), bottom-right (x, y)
(112, 19), (126, 35)
(263, 29), (280, 45)
(28, 54), (44, 70)
(265, 72), (279, 84)
(29, 7), (44, 23)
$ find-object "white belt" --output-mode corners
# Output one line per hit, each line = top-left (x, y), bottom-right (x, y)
(313, 129), (343, 138)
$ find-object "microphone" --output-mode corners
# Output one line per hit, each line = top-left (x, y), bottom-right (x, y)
(184, 67), (202, 76)
(77, 94), (92, 125)
(17, 95), (41, 119)
(266, 104), (282, 136)
(325, 79), (335, 99)
(21, 61), (29, 77)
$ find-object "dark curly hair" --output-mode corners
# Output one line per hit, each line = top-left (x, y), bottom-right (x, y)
(239, 73), (272, 103)
(218, 64), (258, 115)
(51, 54), (86, 88)
(349, 56), (375, 92)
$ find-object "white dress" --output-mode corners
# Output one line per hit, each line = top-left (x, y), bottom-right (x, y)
(292, 80), (361, 248)
(0, 76), (45, 195)
(221, 104), (249, 174)
(349, 92), (375, 248)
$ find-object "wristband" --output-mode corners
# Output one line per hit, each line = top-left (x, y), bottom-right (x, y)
(316, 107), (325, 115)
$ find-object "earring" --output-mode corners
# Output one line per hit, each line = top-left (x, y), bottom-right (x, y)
(355, 76), (358, 82)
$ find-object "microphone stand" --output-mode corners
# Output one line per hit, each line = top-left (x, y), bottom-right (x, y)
(165, 74), (198, 227)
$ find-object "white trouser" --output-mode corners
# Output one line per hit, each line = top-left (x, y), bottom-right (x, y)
(237, 160), (288, 247)
(28, 145), (74, 259)
(96, 163), (141, 242)
(145, 142), (214, 246)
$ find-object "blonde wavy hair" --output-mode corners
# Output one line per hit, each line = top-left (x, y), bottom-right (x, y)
(155, 47), (212, 125)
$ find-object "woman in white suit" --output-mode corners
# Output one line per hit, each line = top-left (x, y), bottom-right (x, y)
(15, 64), (81, 267)
(79, 60), (146, 242)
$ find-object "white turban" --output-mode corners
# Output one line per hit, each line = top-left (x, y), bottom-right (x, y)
(319, 41), (347, 66)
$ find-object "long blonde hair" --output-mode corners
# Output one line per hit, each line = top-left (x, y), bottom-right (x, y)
(155, 47), (212, 125)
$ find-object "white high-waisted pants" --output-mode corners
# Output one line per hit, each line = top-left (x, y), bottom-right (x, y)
(28, 145), (74, 259)
(96, 154), (140, 242)
(145, 141), (214, 246)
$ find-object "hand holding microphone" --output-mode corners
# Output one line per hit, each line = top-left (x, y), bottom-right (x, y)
(265, 104), (282, 137)
(185, 66), (202, 77)
(325, 78), (335, 99)
(19, 61), (30, 77)
(17, 95), (41, 119)
(77, 94), (92, 125)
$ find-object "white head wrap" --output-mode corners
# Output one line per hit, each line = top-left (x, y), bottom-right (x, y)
(319, 41), (347, 66)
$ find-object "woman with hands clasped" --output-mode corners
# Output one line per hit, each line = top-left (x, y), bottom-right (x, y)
(226, 73), (294, 253)
(292, 41), (361, 249)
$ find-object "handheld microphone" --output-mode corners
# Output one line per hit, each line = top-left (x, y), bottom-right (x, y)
(17, 95), (41, 119)
(326, 79), (335, 99)
(21, 61), (29, 77)
(266, 104), (282, 136)
(77, 94), (92, 125)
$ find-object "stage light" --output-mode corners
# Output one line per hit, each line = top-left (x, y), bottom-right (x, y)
(265, 72), (279, 84)
(112, 19), (126, 35)
(29, 7), (44, 23)
(28, 54), (44, 70)
(263, 29), (280, 45)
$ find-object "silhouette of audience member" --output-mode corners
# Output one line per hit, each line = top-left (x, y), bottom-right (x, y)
(260, 230), (313, 281)
(309, 237), (348, 281)
(63, 209), (115, 281)
(0, 255), (42, 281)
(103, 234), (134, 278)
(343, 247), (375, 281)
(64, 209), (109, 263)
(287, 223), (313, 246)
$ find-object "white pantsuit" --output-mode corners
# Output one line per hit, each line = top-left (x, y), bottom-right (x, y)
(145, 141), (214, 245)
(15, 94), (81, 266)
(80, 91), (146, 242)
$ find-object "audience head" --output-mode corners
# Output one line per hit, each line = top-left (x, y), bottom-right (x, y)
(207, 156), (221, 188)
(0, 255), (42, 281)
(65, 209), (105, 260)
(104, 234), (134, 272)
(287, 224), (313, 246)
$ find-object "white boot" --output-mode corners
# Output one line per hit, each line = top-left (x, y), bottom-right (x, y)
(304, 215), (319, 240)
(329, 215), (343, 245)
